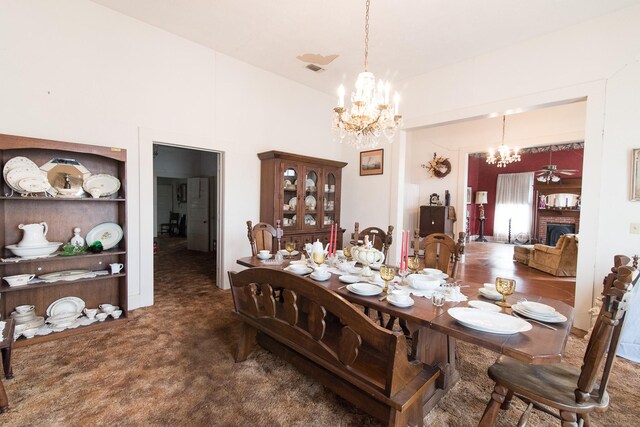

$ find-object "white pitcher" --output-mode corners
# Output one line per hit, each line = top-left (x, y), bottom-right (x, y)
(18, 222), (49, 247)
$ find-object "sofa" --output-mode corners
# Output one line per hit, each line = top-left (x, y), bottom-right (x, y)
(528, 234), (578, 277)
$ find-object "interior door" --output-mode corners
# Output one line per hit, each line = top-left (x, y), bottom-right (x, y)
(187, 177), (209, 252)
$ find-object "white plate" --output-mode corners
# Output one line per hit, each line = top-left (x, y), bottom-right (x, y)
(288, 196), (297, 209)
(6, 166), (46, 193)
(305, 195), (316, 208)
(39, 270), (96, 283)
(256, 253), (272, 260)
(18, 176), (51, 193)
(3, 156), (39, 179)
(86, 222), (124, 250)
(82, 174), (121, 196)
(468, 300), (501, 312)
(448, 307), (532, 334)
(387, 294), (415, 308)
(279, 250), (300, 256)
(347, 283), (383, 296)
(305, 178), (315, 188)
(479, 288), (503, 301)
(310, 272), (331, 281)
(338, 275), (359, 284)
(284, 266), (312, 275)
(422, 268), (449, 279)
(46, 296), (86, 317)
(46, 311), (82, 324)
(512, 304), (567, 323)
(520, 301), (556, 315)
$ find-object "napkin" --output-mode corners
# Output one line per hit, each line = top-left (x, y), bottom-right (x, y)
(0, 321), (5, 341)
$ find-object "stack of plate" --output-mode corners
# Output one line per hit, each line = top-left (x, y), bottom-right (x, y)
(3, 156), (52, 195)
(11, 307), (45, 337)
(346, 283), (383, 296)
(45, 296), (85, 329)
(448, 307), (532, 334)
(512, 301), (567, 323)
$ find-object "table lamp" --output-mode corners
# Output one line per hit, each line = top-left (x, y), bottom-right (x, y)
(475, 191), (488, 242)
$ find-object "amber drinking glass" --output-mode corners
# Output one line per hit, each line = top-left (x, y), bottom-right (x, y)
(407, 256), (421, 274)
(379, 265), (396, 293)
(312, 251), (326, 266)
(495, 277), (516, 307)
(284, 241), (296, 259)
(343, 245), (352, 260)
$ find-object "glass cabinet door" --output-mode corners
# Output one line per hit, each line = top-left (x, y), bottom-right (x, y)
(282, 165), (299, 229)
(323, 171), (337, 228)
(302, 167), (319, 230)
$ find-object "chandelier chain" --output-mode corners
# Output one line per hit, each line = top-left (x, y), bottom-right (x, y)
(364, 0), (370, 70)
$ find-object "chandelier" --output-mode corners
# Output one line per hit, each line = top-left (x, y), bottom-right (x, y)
(486, 115), (521, 167)
(332, 0), (402, 150)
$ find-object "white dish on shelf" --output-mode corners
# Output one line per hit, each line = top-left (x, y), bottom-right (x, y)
(3, 156), (39, 179)
(447, 307), (532, 334)
(82, 174), (121, 197)
(288, 196), (297, 209)
(305, 178), (315, 189)
(86, 222), (124, 250)
(5, 242), (62, 258)
(17, 176), (51, 193)
(305, 195), (316, 208)
(38, 269), (96, 283)
(46, 296), (86, 317)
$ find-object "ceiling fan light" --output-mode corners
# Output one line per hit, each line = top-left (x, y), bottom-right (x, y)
(537, 176), (547, 182)
(551, 175), (561, 182)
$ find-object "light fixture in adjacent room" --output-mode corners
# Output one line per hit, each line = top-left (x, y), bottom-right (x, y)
(486, 115), (521, 167)
(475, 191), (488, 242)
(332, 0), (402, 150)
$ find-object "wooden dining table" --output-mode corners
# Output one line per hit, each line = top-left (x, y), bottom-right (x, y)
(235, 255), (575, 412)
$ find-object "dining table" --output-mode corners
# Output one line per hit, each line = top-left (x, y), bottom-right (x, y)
(235, 254), (575, 413)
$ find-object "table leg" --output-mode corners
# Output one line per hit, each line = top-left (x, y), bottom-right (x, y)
(2, 348), (13, 380)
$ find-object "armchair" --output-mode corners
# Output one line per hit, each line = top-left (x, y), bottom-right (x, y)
(528, 234), (578, 277)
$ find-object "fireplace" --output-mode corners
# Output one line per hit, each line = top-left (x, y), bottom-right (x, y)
(546, 223), (576, 246)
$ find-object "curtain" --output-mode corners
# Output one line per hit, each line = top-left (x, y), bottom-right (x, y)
(493, 172), (534, 242)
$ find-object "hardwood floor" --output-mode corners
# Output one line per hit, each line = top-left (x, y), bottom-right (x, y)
(457, 242), (576, 306)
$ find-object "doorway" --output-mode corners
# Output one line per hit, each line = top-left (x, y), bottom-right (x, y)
(153, 144), (220, 283)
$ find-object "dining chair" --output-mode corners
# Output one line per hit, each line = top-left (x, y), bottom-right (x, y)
(246, 220), (283, 256)
(353, 222), (394, 258)
(160, 211), (180, 236)
(413, 231), (466, 278)
(477, 261), (636, 427)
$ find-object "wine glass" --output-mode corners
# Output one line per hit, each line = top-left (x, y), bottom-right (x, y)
(495, 277), (516, 307)
(284, 241), (296, 259)
(312, 251), (326, 266)
(379, 265), (396, 293)
(343, 245), (352, 260)
(407, 256), (421, 274)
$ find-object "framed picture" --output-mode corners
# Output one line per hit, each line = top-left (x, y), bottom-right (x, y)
(360, 149), (384, 176)
(633, 149), (640, 201)
(466, 187), (472, 204)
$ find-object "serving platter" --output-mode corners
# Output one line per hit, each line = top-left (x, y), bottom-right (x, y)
(83, 173), (121, 196)
(86, 222), (124, 250)
(39, 269), (96, 283)
(46, 296), (86, 317)
(447, 307), (532, 334)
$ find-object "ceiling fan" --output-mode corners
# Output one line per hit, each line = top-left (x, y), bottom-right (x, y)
(536, 164), (578, 183)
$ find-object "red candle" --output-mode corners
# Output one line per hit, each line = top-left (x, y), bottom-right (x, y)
(400, 230), (406, 270)
(328, 224), (333, 255)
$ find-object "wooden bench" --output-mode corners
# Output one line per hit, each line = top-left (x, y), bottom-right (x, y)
(229, 268), (439, 427)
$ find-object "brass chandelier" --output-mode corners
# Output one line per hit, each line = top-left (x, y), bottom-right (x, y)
(486, 115), (521, 167)
(332, 0), (402, 150)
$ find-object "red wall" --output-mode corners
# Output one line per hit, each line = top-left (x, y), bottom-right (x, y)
(467, 148), (583, 237)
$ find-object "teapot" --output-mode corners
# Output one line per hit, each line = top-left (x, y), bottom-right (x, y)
(17, 222), (50, 247)
(351, 236), (385, 277)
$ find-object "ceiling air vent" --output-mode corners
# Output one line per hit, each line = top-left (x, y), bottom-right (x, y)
(305, 64), (325, 73)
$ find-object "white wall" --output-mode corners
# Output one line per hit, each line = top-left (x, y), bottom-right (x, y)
(0, 0), (335, 309)
(355, 4), (640, 329)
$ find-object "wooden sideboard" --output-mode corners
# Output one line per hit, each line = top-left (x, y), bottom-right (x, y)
(258, 151), (347, 250)
(418, 205), (454, 237)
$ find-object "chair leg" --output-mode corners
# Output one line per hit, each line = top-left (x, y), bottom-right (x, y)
(578, 413), (590, 427)
(501, 389), (514, 410)
(559, 411), (578, 427)
(478, 384), (509, 427)
(235, 322), (257, 362)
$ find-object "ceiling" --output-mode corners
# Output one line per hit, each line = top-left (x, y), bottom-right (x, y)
(90, 0), (640, 96)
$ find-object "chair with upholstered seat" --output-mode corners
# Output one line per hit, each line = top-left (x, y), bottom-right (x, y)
(528, 234), (578, 277)
(413, 231), (466, 278)
(246, 220), (283, 256)
(477, 259), (636, 427)
(353, 222), (393, 258)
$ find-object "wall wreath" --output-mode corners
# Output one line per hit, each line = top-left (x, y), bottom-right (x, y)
(421, 153), (451, 178)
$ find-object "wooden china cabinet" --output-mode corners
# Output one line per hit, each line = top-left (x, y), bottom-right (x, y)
(258, 151), (347, 251)
(0, 133), (128, 347)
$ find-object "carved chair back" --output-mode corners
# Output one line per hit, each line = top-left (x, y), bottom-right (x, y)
(246, 220), (282, 256)
(413, 231), (466, 278)
(353, 222), (394, 258)
(577, 264), (635, 404)
(229, 267), (421, 397)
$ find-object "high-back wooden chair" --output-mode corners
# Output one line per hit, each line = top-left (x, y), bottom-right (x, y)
(477, 260), (637, 427)
(413, 231), (466, 278)
(246, 220), (282, 256)
(353, 222), (394, 258)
